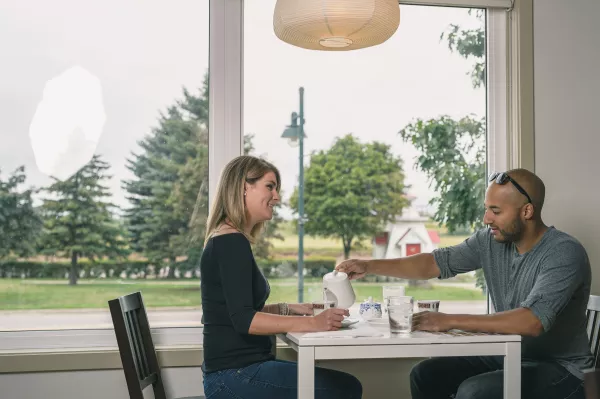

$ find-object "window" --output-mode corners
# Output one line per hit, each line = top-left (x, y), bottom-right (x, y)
(0, 0), (209, 334)
(243, 2), (493, 315)
(1, 0), (522, 349)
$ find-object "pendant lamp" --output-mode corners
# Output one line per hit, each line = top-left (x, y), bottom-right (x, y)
(273, 0), (400, 51)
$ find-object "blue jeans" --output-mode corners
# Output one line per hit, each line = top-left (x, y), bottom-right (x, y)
(203, 359), (362, 399)
(410, 356), (584, 399)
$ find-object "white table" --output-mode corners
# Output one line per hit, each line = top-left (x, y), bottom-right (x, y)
(277, 324), (521, 399)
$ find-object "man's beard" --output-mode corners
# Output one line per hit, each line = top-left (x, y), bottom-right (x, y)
(493, 218), (525, 243)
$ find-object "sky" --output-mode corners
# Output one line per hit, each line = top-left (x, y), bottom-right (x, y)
(0, 0), (485, 219)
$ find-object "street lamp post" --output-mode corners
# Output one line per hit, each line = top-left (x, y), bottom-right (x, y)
(281, 87), (306, 303)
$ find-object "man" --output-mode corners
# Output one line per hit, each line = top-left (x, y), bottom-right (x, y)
(336, 169), (592, 399)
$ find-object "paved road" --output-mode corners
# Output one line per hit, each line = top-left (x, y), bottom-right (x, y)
(0, 301), (487, 331)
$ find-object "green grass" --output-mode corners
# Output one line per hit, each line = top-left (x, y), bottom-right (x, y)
(0, 279), (484, 310)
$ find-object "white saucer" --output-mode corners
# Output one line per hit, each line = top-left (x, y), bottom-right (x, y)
(365, 318), (388, 326)
(341, 317), (360, 328)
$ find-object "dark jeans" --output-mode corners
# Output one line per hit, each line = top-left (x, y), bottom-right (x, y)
(410, 356), (584, 399)
(203, 359), (362, 399)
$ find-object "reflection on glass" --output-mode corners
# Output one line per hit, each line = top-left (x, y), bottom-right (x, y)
(29, 66), (106, 180)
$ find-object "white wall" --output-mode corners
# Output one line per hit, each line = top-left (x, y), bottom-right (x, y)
(0, 359), (420, 399)
(533, 0), (600, 293)
(0, 367), (203, 399)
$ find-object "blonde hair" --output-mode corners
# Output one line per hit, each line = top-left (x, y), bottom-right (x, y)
(204, 156), (281, 245)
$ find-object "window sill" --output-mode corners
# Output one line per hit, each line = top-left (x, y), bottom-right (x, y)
(0, 327), (204, 351)
(0, 327), (293, 374)
(0, 343), (296, 374)
(0, 345), (204, 373)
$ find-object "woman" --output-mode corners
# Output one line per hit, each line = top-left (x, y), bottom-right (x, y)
(201, 156), (362, 399)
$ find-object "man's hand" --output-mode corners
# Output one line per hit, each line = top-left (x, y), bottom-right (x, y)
(412, 311), (453, 332)
(335, 259), (369, 280)
(288, 303), (314, 316)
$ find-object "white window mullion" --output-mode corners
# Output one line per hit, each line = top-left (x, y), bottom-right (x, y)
(209, 0), (244, 205)
(486, 8), (509, 314)
(506, 0), (534, 171)
(487, 8), (509, 175)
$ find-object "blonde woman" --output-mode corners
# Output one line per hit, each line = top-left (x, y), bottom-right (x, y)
(201, 156), (362, 399)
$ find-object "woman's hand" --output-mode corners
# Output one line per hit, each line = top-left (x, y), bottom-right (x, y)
(288, 303), (314, 316)
(310, 308), (349, 331)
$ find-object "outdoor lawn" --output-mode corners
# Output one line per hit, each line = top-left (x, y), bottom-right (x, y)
(0, 279), (484, 310)
(0, 221), (478, 311)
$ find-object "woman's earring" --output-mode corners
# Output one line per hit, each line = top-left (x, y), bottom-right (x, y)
(244, 191), (247, 196)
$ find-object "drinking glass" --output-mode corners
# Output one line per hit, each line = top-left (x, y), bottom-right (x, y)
(382, 285), (405, 314)
(387, 296), (413, 334)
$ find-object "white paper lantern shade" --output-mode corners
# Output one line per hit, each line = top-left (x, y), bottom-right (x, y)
(273, 0), (400, 51)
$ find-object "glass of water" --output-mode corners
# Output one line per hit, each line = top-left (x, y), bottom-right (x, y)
(387, 296), (414, 334)
(382, 285), (406, 314)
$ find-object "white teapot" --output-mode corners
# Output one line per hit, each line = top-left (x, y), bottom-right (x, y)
(322, 270), (356, 309)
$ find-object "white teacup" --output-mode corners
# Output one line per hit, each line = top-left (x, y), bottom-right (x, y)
(312, 300), (335, 316)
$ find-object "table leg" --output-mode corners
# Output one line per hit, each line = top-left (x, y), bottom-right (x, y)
(297, 346), (315, 399)
(504, 341), (521, 399)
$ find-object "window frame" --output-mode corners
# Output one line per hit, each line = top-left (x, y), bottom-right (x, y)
(0, 0), (532, 352)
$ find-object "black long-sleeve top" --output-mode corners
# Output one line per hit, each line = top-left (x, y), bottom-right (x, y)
(200, 233), (273, 372)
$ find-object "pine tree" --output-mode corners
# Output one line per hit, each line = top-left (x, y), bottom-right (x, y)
(124, 81), (209, 276)
(0, 166), (41, 261)
(40, 155), (128, 285)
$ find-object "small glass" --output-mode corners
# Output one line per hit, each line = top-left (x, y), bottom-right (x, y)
(382, 285), (405, 314)
(387, 296), (413, 334)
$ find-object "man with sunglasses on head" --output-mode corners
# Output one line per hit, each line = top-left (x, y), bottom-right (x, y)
(336, 169), (592, 399)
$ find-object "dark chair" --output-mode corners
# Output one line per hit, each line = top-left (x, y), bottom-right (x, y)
(109, 292), (204, 399)
(587, 295), (600, 368)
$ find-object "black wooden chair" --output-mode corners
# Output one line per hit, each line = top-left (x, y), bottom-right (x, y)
(109, 292), (204, 399)
(584, 295), (600, 398)
(587, 295), (600, 369)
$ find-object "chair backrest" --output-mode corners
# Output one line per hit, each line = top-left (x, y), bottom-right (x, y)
(587, 295), (600, 369)
(109, 292), (167, 399)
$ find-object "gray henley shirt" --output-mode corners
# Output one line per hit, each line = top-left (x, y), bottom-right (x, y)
(433, 226), (593, 379)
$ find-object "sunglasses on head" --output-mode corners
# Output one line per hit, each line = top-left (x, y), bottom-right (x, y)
(489, 172), (532, 204)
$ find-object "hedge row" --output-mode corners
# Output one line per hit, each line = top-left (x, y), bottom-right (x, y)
(0, 260), (158, 279)
(0, 258), (339, 279)
(256, 259), (337, 278)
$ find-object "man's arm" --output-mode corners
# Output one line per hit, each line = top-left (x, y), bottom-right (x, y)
(414, 308), (544, 337)
(367, 253), (440, 279)
(335, 253), (445, 281)
(337, 229), (485, 281)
